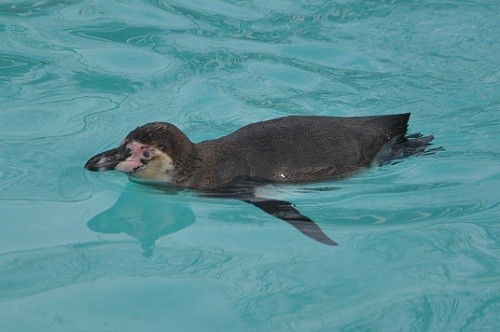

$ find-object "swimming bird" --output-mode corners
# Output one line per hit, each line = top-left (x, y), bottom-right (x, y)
(85, 113), (435, 246)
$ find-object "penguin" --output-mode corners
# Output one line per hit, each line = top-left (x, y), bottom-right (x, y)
(85, 113), (435, 246)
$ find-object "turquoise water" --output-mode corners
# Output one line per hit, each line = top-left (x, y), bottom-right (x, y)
(1, 0), (499, 330)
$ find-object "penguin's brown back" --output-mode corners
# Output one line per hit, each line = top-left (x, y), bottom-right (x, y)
(186, 114), (410, 188)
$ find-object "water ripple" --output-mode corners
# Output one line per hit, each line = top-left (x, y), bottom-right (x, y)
(0, 0), (79, 18)
(75, 46), (172, 77)
(0, 53), (47, 82)
(66, 24), (167, 45)
(0, 241), (497, 330)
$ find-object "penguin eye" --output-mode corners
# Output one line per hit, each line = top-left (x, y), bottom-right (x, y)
(143, 151), (151, 158)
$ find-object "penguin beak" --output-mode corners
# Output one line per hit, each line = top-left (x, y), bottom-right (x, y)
(85, 145), (131, 172)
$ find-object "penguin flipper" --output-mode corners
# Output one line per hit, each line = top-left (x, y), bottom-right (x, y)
(240, 196), (338, 246)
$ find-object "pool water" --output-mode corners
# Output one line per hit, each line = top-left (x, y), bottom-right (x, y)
(1, 0), (499, 330)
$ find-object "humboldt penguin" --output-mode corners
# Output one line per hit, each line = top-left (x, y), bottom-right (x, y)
(85, 113), (435, 246)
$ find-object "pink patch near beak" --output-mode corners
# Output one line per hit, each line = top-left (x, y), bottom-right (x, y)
(114, 141), (150, 174)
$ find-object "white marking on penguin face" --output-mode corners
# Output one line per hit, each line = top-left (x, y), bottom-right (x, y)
(115, 141), (176, 182)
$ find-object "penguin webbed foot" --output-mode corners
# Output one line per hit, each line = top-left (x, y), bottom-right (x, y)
(376, 133), (443, 166)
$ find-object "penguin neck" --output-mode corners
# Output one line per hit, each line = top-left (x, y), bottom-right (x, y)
(173, 143), (202, 184)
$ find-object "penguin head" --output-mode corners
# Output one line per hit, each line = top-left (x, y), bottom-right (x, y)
(85, 122), (196, 183)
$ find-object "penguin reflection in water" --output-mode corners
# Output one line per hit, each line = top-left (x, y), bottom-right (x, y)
(85, 113), (437, 246)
